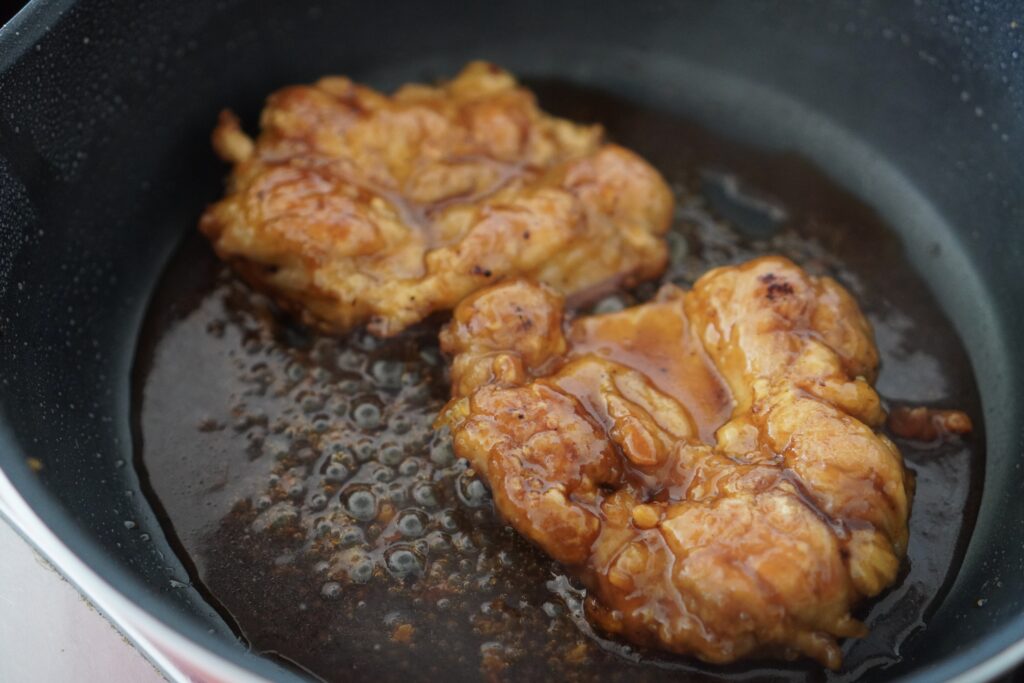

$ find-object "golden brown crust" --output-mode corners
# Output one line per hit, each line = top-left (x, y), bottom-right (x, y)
(437, 256), (912, 669)
(200, 62), (673, 336)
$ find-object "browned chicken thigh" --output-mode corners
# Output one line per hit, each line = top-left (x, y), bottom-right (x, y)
(200, 62), (673, 336)
(437, 256), (912, 668)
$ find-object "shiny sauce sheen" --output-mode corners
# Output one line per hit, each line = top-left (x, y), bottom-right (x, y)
(569, 295), (733, 444)
(133, 81), (983, 682)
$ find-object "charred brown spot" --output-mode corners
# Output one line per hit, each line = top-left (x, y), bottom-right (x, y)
(765, 281), (795, 300)
(471, 265), (494, 277)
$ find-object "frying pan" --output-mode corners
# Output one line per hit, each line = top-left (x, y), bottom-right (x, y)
(0, 0), (1022, 681)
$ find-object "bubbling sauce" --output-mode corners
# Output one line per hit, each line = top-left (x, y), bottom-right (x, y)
(133, 81), (983, 682)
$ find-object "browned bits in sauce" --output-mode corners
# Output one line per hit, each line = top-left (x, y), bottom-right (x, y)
(134, 79), (983, 683)
(888, 406), (973, 443)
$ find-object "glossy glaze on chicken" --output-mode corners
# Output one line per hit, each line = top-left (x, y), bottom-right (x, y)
(438, 257), (911, 668)
(154, 69), (982, 679)
(200, 62), (672, 336)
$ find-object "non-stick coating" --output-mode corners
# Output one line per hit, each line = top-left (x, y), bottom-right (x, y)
(0, 1), (1021, 681)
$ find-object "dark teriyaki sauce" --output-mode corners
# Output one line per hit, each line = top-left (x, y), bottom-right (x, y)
(132, 82), (984, 683)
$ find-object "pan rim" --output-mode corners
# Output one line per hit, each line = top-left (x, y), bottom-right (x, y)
(0, 430), (301, 682)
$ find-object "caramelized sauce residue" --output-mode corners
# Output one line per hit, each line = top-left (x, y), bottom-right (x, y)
(569, 292), (734, 443)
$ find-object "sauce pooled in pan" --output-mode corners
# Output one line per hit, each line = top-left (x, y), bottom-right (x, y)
(133, 78), (983, 682)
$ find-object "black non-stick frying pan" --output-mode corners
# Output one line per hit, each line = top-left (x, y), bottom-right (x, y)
(0, 1), (1022, 681)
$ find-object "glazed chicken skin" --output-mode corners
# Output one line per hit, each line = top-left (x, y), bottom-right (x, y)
(200, 61), (673, 336)
(437, 256), (911, 668)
